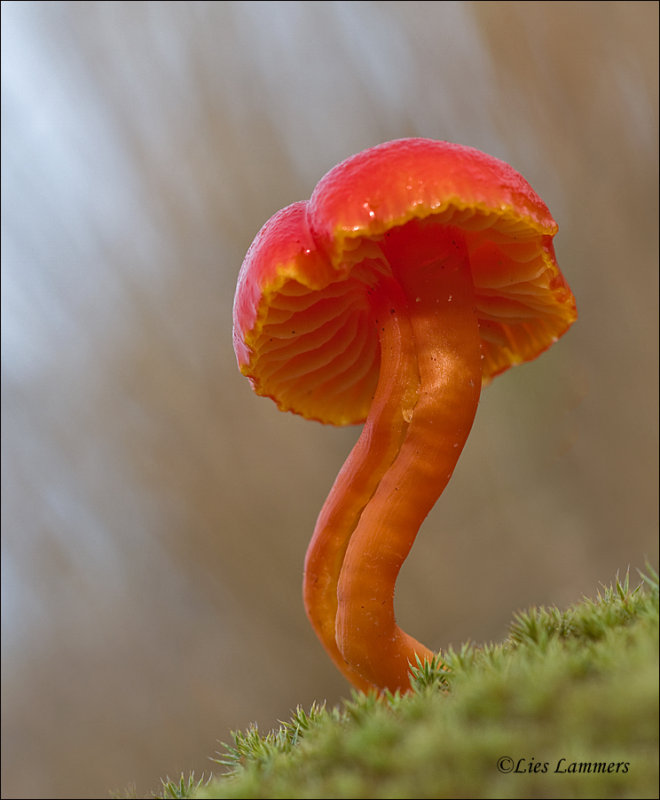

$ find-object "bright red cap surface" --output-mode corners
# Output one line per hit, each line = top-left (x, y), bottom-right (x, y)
(233, 138), (577, 425)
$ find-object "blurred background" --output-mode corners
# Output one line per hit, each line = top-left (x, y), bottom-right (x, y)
(1, 1), (657, 797)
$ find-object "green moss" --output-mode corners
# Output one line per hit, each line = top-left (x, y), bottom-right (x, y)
(158, 569), (659, 800)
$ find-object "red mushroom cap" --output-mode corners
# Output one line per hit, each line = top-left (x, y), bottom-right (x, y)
(233, 138), (577, 425)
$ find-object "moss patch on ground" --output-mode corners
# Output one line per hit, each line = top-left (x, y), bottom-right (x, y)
(155, 570), (658, 800)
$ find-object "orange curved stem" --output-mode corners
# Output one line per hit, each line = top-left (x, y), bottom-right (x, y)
(303, 274), (420, 692)
(335, 229), (482, 692)
(304, 225), (483, 694)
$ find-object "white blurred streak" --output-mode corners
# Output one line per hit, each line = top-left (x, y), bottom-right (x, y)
(0, 0), (496, 644)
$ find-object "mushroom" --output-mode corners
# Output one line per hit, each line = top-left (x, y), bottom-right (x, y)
(233, 138), (577, 694)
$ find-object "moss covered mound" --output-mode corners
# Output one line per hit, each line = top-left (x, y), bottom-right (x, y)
(158, 570), (658, 800)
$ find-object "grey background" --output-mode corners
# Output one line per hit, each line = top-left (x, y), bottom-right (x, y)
(2, 2), (657, 798)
